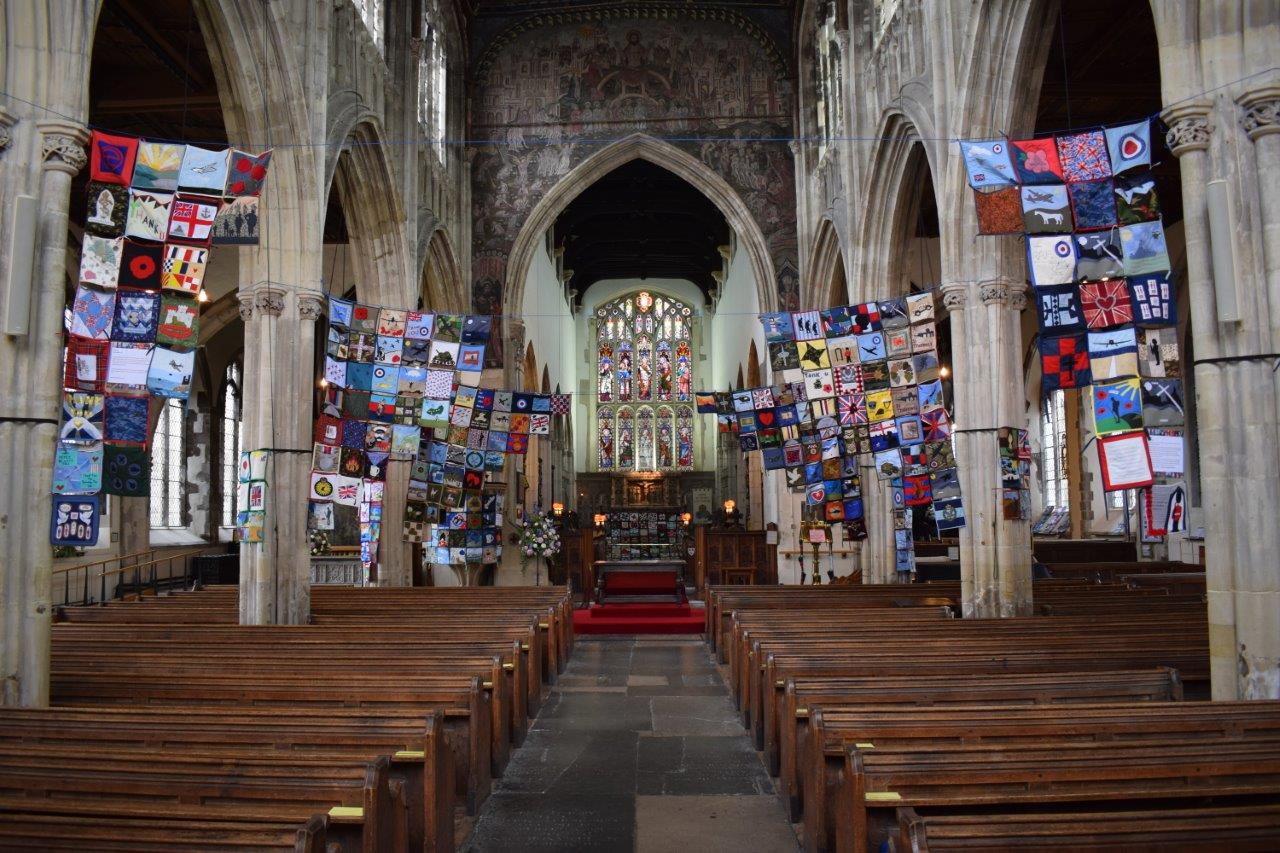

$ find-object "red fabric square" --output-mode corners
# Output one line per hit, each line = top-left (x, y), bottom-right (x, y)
(1079, 279), (1134, 329)
(89, 131), (138, 185)
(1011, 137), (1063, 184)
(64, 338), (110, 393)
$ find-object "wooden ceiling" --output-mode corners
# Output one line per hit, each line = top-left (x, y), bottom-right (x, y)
(555, 159), (730, 302)
(1036, 0), (1181, 224)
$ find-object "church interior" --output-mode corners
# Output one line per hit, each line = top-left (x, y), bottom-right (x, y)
(1, 0), (1279, 849)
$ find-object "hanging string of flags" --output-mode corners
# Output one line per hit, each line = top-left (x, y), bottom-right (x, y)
(51, 131), (274, 547)
(963, 118), (1187, 539)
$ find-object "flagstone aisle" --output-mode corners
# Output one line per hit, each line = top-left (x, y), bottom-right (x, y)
(460, 635), (800, 853)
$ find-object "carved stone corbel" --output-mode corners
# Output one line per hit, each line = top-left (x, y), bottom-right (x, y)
(0, 106), (16, 155)
(940, 283), (968, 313)
(37, 120), (88, 175)
(1161, 103), (1213, 156)
(1239, 86), (1280, 141)
(236, 293), (254, 323)
(298, 292), (326, 322)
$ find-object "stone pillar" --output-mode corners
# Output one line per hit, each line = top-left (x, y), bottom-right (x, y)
(943, 279), (1034, 618)
(378, 458), (412, 586)
(861, 466), (894, 583)
(236, 287), (321, 624)
(1169, 92), (1280, 699)
(498, 319), (527, 585)
(0, 121), (87, 706)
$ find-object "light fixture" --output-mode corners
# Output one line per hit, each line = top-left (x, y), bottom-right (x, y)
(680, 511), (692, 526)
(723, 499), (736, 513)
(319, 378), (329, 388)
(197, 289), (209, 303)
(593, 512), (607, 528)
(939, 365), (950, 379)
(552, 501), (564, 517)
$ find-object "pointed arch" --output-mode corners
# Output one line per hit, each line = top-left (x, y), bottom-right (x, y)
(504, 133), (777, 319)
(855, 112), (938, 298)
(327, 113), (412, 307)
(746, 340), (762, 388)
(806, 217), (849, 308)
(420, 227), (465, 312)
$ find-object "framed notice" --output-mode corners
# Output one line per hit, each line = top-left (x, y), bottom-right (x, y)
(1097, 431), (1155, 491)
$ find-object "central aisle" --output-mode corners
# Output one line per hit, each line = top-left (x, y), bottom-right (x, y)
(461, 635), (800, 853)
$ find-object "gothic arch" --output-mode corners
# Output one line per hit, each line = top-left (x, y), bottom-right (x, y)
(855, 112), (939, 298)
(523, 342), (539, 393)
(327, 114), (412, 308)
(746, 340), (762, 388)
(805, 217), (849, 308)
(419, 227), (466, 312)
(504, 133), (778, 321)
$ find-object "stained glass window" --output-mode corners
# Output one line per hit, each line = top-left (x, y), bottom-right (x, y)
(596, 291), (697, 471)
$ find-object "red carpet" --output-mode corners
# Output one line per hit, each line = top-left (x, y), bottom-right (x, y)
(573, 603), (706, 635)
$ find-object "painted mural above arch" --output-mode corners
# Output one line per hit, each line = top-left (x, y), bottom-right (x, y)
(469, 7), (798, 318)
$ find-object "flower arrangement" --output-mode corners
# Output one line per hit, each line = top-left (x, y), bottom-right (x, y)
(517, 511), (560, 584)
(518, 511), (561, 560)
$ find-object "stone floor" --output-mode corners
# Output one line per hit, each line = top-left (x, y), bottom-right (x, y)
(460, 636), (800, 853)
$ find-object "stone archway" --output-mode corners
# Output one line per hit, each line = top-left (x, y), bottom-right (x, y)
(806, 217), (849, 309)
(327, 112), (411, 308)
(503, 134), (779, 324)
(419, 227), (466, 312)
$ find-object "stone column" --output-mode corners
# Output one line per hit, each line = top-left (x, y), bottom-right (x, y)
(944, 278), (1034, 618)
(0, 122), (87, 707)
(236, 286), (320, 624)
(378, 457), (413, 586)
(1172, 92), (1280, 699)
(498, 319), (527, 585)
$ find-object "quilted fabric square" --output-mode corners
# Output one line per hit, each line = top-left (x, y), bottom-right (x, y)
(79, 235), (123, 288)
(178, 145), (229, 193)
(125, 189), (173, 241)
(85, 182), (129, 237)
(1113, 172), (1160, 224)
(117, 239), (163, 288)
(90, 132), (139, 185)
(1119, 220), (1170, 275)
(224, 149), (272, 197)
(161, 244), (207, 295)
(1088, 327), (1139, 381)
(104, 394), (150, 445)
(1128, 272), (1177, 326)
(64, 338), (110, 393)
(1104, 120), (1152, 174)
(1068, 178), (1117, 230)
(61, 392), (104, 444)
(1056, 131), (1112, 181)
(1010, 137), (1064, 184)
(1021, 185), (1072, 233)
(1073, 231), (1124, 281)
(70, 284), (115, 340)
(1035, 284), (1084, 334)
(1026, 235), (1077, 286)
(132, 142), (184, 192)
(52, 443), (103, 495)
(960, 139), (1017, 188)
(1039, 333), (1092, 390)
(1079, 279), (1134, 329)
(1092, 378), (1143, 435)
(921, 409), (952, 442)
(973, 187), (1023, 235)
(341, 418), (368, 449)
(155, 293), (199, 350)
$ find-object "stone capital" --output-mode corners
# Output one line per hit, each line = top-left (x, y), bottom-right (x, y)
(0, 106), (16, 155)
(939, 283), (969, 313)
(978, 279), (1027, 309)
(236, 292), (255, 323)
(1238, 86), (1280, 141)
(507, 318), (526, 352)
(1161, 102), (1213, 156)
(242, 283), (288, 317)
(297, 291), (326, 321)
(37, 120), (88, 175)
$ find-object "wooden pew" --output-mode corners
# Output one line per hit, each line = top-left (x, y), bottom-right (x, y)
(771, 668), (1182, 819)
(895, 803), (1280, 851)
(803, 701), (1280, 853)
(0, 707), (454, 853)
(0, 747), (408, 853)
(0, 808), (332, 851)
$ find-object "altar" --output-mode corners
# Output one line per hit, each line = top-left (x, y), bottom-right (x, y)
(592, 559), (687, 604)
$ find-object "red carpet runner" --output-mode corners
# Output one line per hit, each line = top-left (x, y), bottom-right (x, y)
(573, 603), (706, 635)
